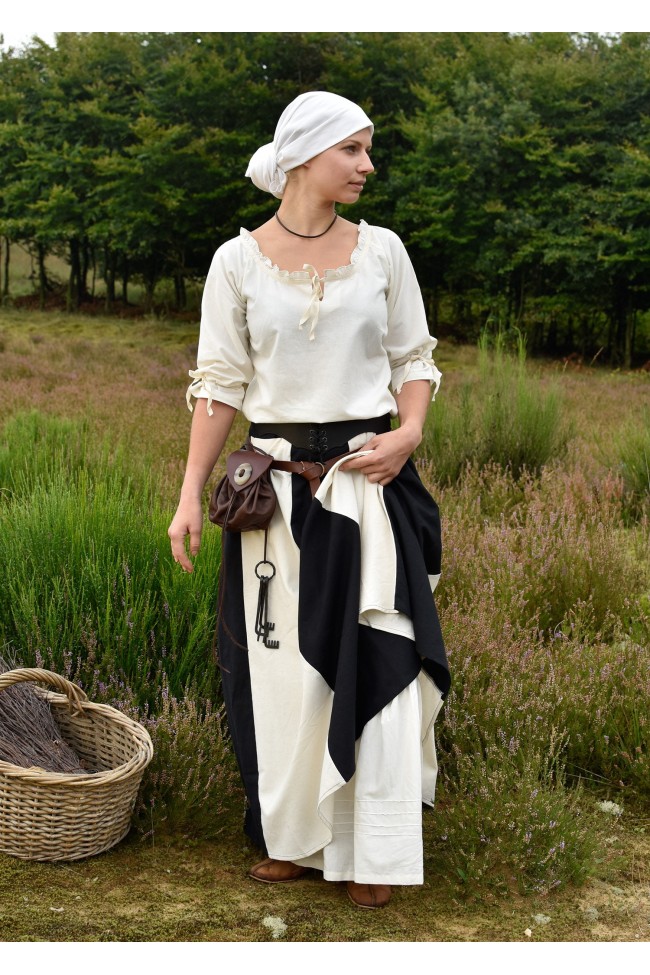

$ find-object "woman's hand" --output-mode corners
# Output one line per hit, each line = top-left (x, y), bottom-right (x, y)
(339, 380), (430, 486)
(168, 399), (237, 572)
(168, 496), (204, 573)
(339, 424), (421, 486)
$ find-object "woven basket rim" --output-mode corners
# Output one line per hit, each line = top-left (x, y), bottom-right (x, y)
(0, 688), (153, 786)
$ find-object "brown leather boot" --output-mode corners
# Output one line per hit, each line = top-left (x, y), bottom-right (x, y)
(346, 881), (392, 909)
(248, 857), (311, 884)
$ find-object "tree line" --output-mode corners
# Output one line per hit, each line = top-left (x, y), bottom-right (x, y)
(1, 31), (649, 365)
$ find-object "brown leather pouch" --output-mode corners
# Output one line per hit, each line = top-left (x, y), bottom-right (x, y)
(208, 441), (276, 532)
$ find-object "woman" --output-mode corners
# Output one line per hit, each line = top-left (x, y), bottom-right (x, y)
(168, 91), (449, 910)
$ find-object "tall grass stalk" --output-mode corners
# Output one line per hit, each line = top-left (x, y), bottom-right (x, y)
(420, 330), (572, 481)
(475, 330), (569, 476)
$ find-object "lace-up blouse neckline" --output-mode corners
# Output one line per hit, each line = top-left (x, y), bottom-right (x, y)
(240, 219), (369, 280)
(240, 220), (370, 340)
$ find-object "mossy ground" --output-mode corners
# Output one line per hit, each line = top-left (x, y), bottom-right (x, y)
(1, 804), (648, 943)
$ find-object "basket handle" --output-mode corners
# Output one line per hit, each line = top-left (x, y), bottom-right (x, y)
(0, 667), (89, 715)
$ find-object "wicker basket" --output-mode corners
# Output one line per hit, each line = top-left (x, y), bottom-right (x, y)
(0, 668), (153, 862)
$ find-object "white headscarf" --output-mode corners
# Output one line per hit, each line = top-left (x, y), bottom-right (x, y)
(245, 91), (374, 199)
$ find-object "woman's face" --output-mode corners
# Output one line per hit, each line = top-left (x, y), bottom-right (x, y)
(301, 127), (374, 204)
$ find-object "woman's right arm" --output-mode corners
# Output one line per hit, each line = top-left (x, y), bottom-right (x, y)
(168, 399), (237, 572)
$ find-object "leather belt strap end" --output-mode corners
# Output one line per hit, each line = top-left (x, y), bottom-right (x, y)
(271, 452), (353, 497)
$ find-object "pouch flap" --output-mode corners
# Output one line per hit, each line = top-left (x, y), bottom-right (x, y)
(226, 447), (273, 493)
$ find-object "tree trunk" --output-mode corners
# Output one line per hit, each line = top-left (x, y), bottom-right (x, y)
(546, 315), (558, 356)
(80, 238), (92, 302)
(174, 271), (186, 311)
(144, 276), (155, 312)
(513, 269), (526, 326)
(89, 244), (97, 299)
(104, 246), (116, 312)
(121, 258), (129, 305)
(625, 309), (635, 370)
(612, 276), (632, 368)
(427, 288), (439, 330)
(37, 243), (48, 310)
(144, 258), (157, 312)
(2, 237), (9, 298)
(68, 238), (81, 311)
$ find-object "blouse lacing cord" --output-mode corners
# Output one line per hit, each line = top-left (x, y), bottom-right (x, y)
(298, 264), (324, 341)
(395, 356), (443, 400)
(186, 374), (215, 415)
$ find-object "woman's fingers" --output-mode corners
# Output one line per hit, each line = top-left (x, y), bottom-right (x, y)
(168, 502), (204, 573)
(169, 527), (197, 573)
(339, 434), (409, 485)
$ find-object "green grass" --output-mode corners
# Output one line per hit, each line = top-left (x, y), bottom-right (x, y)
(421, 330), (572, 483)
(0, 414), (222, 704)
(611, 410), (650, 516)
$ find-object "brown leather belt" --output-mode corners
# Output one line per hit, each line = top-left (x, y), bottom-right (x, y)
(249, 414), (391, 452)
(271, 453), (354, 497)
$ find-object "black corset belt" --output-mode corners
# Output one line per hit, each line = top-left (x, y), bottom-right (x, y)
(249, 414), (392, 453)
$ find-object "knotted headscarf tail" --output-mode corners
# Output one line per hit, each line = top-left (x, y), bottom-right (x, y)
(246, 91), (374, 199)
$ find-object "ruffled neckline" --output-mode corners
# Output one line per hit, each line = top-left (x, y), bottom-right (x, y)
(240, 219), (370, 280)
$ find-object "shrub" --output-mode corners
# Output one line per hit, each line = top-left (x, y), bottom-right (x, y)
(420, 331), (572, 482)
(435, 462), (645, 638)
(133, 683), (243, 840)
(419, 383), (477, 485)
(428, 731), (598, 895)
(45, 667), (244, 840)
(611, 410), (650, 516)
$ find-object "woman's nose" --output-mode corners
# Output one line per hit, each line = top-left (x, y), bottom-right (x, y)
(359, 152), (374, 173)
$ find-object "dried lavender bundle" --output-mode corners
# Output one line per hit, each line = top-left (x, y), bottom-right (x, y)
(0, 660), (87, 774)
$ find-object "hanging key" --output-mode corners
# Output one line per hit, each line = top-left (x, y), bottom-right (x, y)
(255, 559), (279, 648)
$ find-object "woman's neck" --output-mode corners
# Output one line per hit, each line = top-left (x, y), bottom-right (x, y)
(276, 191), (336, 238)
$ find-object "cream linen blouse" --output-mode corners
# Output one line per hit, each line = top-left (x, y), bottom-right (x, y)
(187, 220), (441, 423)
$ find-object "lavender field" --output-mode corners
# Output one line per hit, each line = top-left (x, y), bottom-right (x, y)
(0, 310), (648, 940)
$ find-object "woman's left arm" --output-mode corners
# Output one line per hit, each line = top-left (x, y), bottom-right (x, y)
(340, 379), (431, 486)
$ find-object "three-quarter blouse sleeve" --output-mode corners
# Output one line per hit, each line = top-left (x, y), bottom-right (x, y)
(186, 240), (252, 415)
(380, 229), (442, 400)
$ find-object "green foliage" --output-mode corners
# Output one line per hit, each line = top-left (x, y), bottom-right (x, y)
(420, 333), (572, 481)
(418, 383), (476, 485)
(392, 32), (650, 364)
(611, 409), (650, 514)
(0, 412), (222, 705)
(0, 410), (91, 491)
(474, 330), (570, 476)
(1, 32), (650, 361)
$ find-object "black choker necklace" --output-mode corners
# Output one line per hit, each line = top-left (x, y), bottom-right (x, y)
(275, 211), (338, 239)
